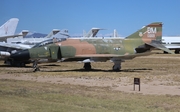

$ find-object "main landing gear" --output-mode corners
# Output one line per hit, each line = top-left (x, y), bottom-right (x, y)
(112, 60), (122, 71)
(175, 50), (180, 54)
(83, 62), (92, 71)
(83, 60), (122, 71)
(32, 60), (40, 72)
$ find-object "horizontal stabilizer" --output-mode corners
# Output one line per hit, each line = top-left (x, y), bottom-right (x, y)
(0, 42), (31, 49)
(146, 42), (174, 54)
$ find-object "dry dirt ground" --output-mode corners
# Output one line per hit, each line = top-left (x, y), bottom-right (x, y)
(0, 53), (180, 96)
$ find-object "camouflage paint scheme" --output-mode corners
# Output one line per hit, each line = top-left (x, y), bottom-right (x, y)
(10, 22), (173, 70)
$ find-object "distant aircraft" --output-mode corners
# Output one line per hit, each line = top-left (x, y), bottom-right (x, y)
(0, 18), (30, 60)
(84, 28), (122, 38)
(83, 28), (105, 37)
(162, 36), (180, 54)
(9, 22), (174, 71)
(7, 29), (62, 46)
(0, 18), (27, 41)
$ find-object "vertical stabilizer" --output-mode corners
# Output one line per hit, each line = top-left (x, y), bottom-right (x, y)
(45, 29), (60, 38)
(126, 22), (162, 44)
(113, 29), (118, 37)
(84, 28), (104, 37)
(0, 18), (19, 36)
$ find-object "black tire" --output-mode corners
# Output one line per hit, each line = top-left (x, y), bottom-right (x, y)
(84, 63), (91, 71)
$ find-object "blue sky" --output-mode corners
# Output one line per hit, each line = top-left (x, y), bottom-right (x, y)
(1, 0), (180, 37)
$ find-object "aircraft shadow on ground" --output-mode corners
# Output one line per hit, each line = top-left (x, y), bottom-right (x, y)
(0, 65), (33, 68)
(40, 68), (152, 73)
(0, 64), (61, 68)
(41, 64), (61, 66)
(0, 64), (152, 73)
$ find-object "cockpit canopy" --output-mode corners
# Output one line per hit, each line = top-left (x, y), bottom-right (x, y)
(32, 38), (67, 48)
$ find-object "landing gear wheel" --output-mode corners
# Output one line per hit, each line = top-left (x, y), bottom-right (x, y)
(112, 60), (122, 71)
(164, 51), (168, 54)
(112, 65), (121, 71)
(175, 50), (180, 54)
(33, 67), (40, 72)
(83, 62), (91, 71)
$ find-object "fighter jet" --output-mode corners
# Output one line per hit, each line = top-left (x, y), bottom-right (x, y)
(10, 22), (174, 71)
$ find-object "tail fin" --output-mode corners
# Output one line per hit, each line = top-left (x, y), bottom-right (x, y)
(59, 29), (69, 36)
(19, 30), (29, 38)
(126, 22), (162, 44)
(45, 29), (60, 38)
(83, 28), (105, 37)
(0, 18), (19, 36)
(113, 29), (118, 37)
(127, 22), (174, 54)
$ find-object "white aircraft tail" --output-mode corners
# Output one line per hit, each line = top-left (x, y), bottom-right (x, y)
(83, 28), (105, 37)
(45, 29), (60, 38)
(0, 18), (19, 36)
(113, 29), (118, 37)
(59, 29), (69, 36)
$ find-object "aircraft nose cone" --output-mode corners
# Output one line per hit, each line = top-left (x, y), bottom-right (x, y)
(10, 49), (30, 61)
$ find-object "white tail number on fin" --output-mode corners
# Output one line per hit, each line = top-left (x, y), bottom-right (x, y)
(147, 27), (156, 38)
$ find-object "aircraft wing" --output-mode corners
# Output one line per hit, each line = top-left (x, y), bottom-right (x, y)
(0, 34), (23, 39)
(75, 52), (155, 59)
(0, 30), (29, 42)
(146, 42), (174, 54)
(0, 42), (31, 50)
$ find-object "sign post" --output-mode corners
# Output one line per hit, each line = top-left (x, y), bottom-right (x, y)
(134, 78), (140, 91)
